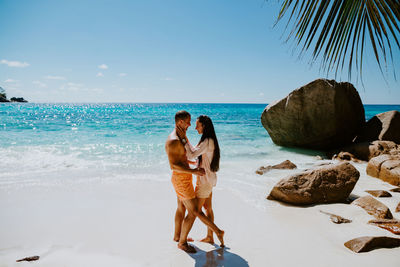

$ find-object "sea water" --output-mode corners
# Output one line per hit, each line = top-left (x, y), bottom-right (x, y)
(1, 103), (399, 208)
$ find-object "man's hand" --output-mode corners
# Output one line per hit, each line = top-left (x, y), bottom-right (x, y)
(194, 168), (205, 176)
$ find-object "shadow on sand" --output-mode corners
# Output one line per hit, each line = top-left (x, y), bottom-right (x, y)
(188, 245), (249, 267)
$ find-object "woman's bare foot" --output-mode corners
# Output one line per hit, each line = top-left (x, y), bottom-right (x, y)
(177, 242), (196, 253)
(200, 236), (214, 244)
(217, 230), (225, 247)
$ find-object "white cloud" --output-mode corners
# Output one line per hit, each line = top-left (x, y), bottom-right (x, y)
(60, 82), (84, 92)
(96, 72), (104, 77)
(119, 73), (127, 77)
(0, 59), (30, 68)
(4, 79), (18, 83)
(45, 75), (66, 80)
(32, 81), (47, 88)
(259, 92), (264, 96)
(98, 64), (108, 69)
(163, 77), (173, 81)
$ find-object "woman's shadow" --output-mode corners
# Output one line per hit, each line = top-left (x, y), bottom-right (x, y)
(188, 245), (249, 267)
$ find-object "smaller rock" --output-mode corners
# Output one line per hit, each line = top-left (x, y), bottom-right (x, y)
(396, 202), (400, 213)
(367, 154), (393, 178)
(315, 155), (323, 160)
(16, 256), (40, 262)
(320, 210), (352, 224)
(333, 152), (360, 162)
(365, 190), (392, 198)
(367, 154), (400, 186)
(380, 159), (400, 186)
(344, 236), (400, 253)
(390, 187), (400, 193)
(368, 219), (400, 235)
(355, 110), (400, 144)
(256, 160), (297, 175)
(329, 141), (400, 161)
(351, 195), (393, 219)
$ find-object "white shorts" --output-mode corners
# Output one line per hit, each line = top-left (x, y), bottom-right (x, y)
(195, 179), (213, 199)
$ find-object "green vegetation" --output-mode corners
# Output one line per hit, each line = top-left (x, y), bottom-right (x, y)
(0, 86), (6, 99)
(275, 0), (400, 79)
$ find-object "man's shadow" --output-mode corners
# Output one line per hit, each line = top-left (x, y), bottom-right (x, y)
(188, 245), (249, 267)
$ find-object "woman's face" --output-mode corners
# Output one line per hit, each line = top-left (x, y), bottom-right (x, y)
(195, 119), (204, 134)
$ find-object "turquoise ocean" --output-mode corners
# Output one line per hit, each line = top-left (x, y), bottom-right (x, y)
(1, 104), (399, 207)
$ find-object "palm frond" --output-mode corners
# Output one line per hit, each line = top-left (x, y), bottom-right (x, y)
(275, 0), (400, 80)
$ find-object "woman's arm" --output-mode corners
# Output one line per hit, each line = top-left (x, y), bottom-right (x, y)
(184, 139), (209, 159)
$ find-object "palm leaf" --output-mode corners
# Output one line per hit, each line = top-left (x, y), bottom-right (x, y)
(275, 0), (400, 80)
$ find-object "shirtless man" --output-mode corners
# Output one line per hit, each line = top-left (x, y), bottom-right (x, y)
(165, 110), (225, 253)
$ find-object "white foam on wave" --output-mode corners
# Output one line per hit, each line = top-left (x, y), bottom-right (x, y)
(0, 145), (92, 176)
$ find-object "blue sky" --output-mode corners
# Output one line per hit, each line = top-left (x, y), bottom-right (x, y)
(0, 0), (399, 104)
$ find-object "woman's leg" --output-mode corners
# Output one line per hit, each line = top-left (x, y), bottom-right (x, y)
(180, 198), (224, 247)
(201, 192), (214, 243)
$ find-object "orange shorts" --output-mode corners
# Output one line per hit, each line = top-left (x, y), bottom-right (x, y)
(171, 171), (196, 200)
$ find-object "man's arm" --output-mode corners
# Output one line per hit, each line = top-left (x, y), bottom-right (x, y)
(167, 140), (205, 176)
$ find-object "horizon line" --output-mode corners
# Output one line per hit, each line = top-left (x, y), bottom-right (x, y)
(2, 102), (400, 105)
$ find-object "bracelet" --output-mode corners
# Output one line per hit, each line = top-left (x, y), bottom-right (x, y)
(181, 138), (187, 144)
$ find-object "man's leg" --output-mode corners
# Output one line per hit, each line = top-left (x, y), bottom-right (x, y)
(177, 198), (197, 253)
(181, 198), (224, 247)
(173, 198), (186, 242)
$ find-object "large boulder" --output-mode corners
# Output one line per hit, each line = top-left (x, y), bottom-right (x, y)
(329, 140), (400, 161)
(367, 154), (400, 186)
(267, 162), (359, 205)
(355, 110), (400, 144)
(261, 79), (365, 150)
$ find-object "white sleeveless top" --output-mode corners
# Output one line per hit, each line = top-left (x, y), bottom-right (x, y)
(184, 138), (217, 187)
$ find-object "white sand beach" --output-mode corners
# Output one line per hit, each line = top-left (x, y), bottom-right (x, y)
(1, 160), (399, 267)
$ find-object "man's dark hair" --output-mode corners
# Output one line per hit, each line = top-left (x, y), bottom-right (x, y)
(175, 110), (191, 122)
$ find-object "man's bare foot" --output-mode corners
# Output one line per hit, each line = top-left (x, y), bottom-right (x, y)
(217, 230), (225, 247)
(177, 242), (196, 253)
(200, 236), (214, 244)
(174, 237), (194, 242)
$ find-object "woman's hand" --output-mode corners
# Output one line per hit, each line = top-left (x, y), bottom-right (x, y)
(193, 167), (205, 176)
(176, 125), (186, 141)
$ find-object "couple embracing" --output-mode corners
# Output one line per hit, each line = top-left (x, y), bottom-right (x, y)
(165, 110), (224, 253)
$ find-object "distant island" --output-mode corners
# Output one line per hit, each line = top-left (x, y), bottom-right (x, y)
(0, 87), (28, 103)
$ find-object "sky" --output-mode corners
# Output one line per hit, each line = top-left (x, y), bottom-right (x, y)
(0, 0), (399, 104)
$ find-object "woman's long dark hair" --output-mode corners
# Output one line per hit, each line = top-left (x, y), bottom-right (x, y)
(197, 115), (220, 172)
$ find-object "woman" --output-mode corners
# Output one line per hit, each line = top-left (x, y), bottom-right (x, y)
(183, 115), (220, 244)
